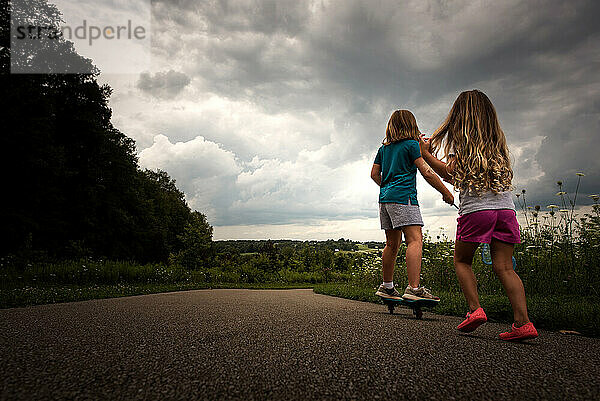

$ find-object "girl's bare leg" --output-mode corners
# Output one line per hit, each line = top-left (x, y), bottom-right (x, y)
(454, 240), (481, 312)
(490, 238), (530, 326)
(401, 225), (423, 288)
(382, 229), (402, 282)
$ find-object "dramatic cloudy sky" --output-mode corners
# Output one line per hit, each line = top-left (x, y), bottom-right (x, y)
(80, 0), (600, 241)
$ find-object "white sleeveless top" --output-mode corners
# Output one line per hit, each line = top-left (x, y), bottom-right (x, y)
(458, 190), (516, 216)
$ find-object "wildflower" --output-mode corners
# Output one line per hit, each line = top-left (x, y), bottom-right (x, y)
(560, 209), (569, 213)
(557, 181), (563, 186)
(516, 194), (521, 198)
(547, 205), (559, 209)
(589, 194), (599, 201)
(576, 172), (585, 176)
(521, 189), (526, 194)
(535, 205), (540, 211)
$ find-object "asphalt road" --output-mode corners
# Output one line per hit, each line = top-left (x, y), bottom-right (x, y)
(1, 289), (599, 400)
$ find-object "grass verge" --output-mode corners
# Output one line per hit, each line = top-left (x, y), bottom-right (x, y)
(313, 283), (600, 337)
(0, 282), (316, 309)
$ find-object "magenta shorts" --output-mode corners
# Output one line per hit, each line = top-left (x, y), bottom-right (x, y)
(456, 209), (521, 244)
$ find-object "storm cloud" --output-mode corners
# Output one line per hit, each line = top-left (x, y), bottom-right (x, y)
(136, 70), (192, 99)
(101, 0), (600, 239)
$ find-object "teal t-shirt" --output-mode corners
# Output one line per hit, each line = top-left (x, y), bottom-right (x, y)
(374, 139), (421, 204)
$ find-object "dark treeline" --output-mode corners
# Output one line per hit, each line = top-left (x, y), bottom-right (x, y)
(207, 239), (376, 284)
(213, 238), (361, 254)
(0, 0), (212, 264)
(200, 239), (383, 284)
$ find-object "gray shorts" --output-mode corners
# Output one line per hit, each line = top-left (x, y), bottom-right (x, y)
(379, 201), (424, 230)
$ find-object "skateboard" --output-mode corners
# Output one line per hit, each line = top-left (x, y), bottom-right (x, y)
(378, 296), (439, 319)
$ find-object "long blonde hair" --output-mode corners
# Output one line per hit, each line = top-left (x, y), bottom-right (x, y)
(430, 90), (513, 195)
(383, 110), (421, 145)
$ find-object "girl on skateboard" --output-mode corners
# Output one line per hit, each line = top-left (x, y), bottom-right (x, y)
(419, 90), (538, 341)
(371, 110), (454, 302)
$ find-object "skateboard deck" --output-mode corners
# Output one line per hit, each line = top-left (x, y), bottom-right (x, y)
(378, 296), (439, 319)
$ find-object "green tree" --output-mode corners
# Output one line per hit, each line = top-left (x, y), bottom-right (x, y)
(171, 211), (213, 269)
(131, 170), (192, 262)
(0, 0), (203, 263)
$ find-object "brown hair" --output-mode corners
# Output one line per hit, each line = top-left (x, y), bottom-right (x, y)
(383, 109), (421, 145)
(430, 90), (513, 195)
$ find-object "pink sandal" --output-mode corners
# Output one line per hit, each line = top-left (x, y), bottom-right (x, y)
(499, 322), (538, 341)
(457, 307), (487, 332)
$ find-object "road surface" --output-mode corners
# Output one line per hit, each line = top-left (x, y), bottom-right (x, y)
(1, 289), (599, 400)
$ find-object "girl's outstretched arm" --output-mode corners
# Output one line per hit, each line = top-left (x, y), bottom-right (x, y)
(419, 136), (453, 181)
(414, 157), (454, 205)
(370, 163), (382, 186)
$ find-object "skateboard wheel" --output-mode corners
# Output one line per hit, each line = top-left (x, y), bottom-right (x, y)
(415, 309), (423, 319)
(387, 304), (394, 314)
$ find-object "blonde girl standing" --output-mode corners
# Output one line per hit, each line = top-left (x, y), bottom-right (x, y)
(420, 90), (537, 341)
